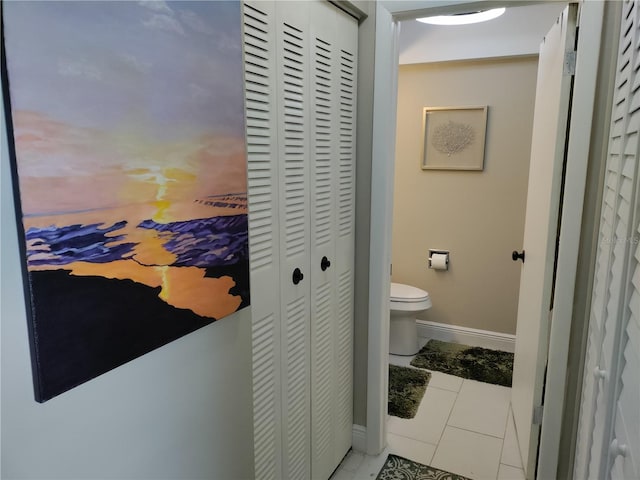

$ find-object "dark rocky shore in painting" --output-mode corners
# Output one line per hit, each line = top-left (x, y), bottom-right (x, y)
(206, 261), (250, 310)
(29, 268), (248, 402)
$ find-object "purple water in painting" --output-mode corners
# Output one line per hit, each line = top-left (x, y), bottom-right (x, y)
(25, 221), (136, 266)
(25, 214), (248, 268)
(138, 215), (249, 267)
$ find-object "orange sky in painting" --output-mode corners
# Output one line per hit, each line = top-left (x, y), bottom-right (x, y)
(13, 110), (248, 216)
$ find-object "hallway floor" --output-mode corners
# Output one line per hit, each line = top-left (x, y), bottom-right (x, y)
(331, 337), (525, 480)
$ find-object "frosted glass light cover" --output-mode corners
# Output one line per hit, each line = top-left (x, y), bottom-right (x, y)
(417, 8), (506, 26)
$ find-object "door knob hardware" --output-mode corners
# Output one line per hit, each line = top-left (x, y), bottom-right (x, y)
(292, 268), (304, 285)
(593, 367), (608, 380)
(609, 439), (629, 458)
(512, 250), (525, 263)
(321, 256), (331, 271)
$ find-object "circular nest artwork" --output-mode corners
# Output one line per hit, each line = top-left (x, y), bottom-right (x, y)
(431, 120), (475, 156)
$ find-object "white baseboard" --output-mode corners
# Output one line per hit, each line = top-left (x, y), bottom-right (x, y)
(351, 424), (367, 453)
(416, 320), (515, 353)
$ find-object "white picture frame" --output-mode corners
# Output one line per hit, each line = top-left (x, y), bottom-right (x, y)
(421, 105), (488, 171)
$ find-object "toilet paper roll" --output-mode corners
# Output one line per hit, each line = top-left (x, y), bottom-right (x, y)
(430, 253), (449, 270)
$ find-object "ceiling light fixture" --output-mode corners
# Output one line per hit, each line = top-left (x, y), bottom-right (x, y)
(416, 8), (506, 26)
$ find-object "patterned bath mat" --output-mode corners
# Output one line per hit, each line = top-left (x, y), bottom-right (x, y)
(376, 454), (471, 480)
(388, 364), (431, 419)
(410, 339), (514, 387)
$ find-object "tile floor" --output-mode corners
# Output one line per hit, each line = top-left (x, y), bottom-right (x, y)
(331, 337), (525, 480)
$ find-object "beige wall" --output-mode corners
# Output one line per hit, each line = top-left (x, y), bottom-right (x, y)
(392, 57), (538, 335)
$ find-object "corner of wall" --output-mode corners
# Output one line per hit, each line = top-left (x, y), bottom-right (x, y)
(353, 0), (377, 428)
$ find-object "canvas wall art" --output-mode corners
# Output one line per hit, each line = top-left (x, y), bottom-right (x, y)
(2, 0), (250, 402)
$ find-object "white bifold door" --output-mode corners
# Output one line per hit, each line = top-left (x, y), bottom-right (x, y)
(242, 2), (358, 479)
(574, 1), (640, 479)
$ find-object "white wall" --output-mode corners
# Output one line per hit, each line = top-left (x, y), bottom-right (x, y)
(398, 2), (566, 64)
(1, 80), (254, 480)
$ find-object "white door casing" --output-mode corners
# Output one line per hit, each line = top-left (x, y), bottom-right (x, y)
(364, 0), (583, 460)
(366, 2), (399, 455)
(510, 5), (577, 478)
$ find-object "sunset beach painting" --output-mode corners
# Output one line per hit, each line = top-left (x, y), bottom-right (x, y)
(2, 1), (250, 402)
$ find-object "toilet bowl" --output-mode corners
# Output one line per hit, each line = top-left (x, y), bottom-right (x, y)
(389, 282), (432, 355)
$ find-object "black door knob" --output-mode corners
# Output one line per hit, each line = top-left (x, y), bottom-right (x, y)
(321, 256), (331, 271)
(512, 250), (525, 263)
(292, 267), (304, 285)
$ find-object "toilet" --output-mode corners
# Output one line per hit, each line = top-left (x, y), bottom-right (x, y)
(389, 282), (432, 355)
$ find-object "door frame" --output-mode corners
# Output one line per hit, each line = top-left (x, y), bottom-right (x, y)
(366, 1), (605, 476)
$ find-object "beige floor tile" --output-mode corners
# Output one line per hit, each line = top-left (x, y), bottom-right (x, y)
(448, 380), (511, 438)
(431, 426), (503, 480)
(498, 463), (526, 479)
(427, 371), (464, 392)
(387, 432), (437, 466)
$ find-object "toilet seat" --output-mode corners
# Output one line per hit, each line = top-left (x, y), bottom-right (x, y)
(390, 282), (432, 311)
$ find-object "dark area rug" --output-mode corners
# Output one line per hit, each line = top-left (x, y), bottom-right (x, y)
(376, 454), (471, 480)
(410, 339), (513, 387)
(388, 364), (431, 419)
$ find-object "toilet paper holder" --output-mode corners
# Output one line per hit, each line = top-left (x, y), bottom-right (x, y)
(428, 249), (449, 270)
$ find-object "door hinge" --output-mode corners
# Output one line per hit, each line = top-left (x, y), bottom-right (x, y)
(564, 51), (577, 76)
(532, 405), (544, 425)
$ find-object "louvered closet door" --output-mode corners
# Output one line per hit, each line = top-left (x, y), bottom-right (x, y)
(330, 3), (357, 471)
(274, 3), (313, 479)
(245, 2), (357, 479)
(574, 1), (640, 479)
(243, 2), (282, 480)
(606, 2), (640, 477)
(309, 2), (338, 477)
(610, 221), (639, 480)
(309, 2), (357, 479)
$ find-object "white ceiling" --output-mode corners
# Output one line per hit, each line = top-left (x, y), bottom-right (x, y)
(398, 2), (567, 65)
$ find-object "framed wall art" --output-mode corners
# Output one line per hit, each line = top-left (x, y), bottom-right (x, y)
(421, 106), (488, 171)
(2, 0), (250, 402)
